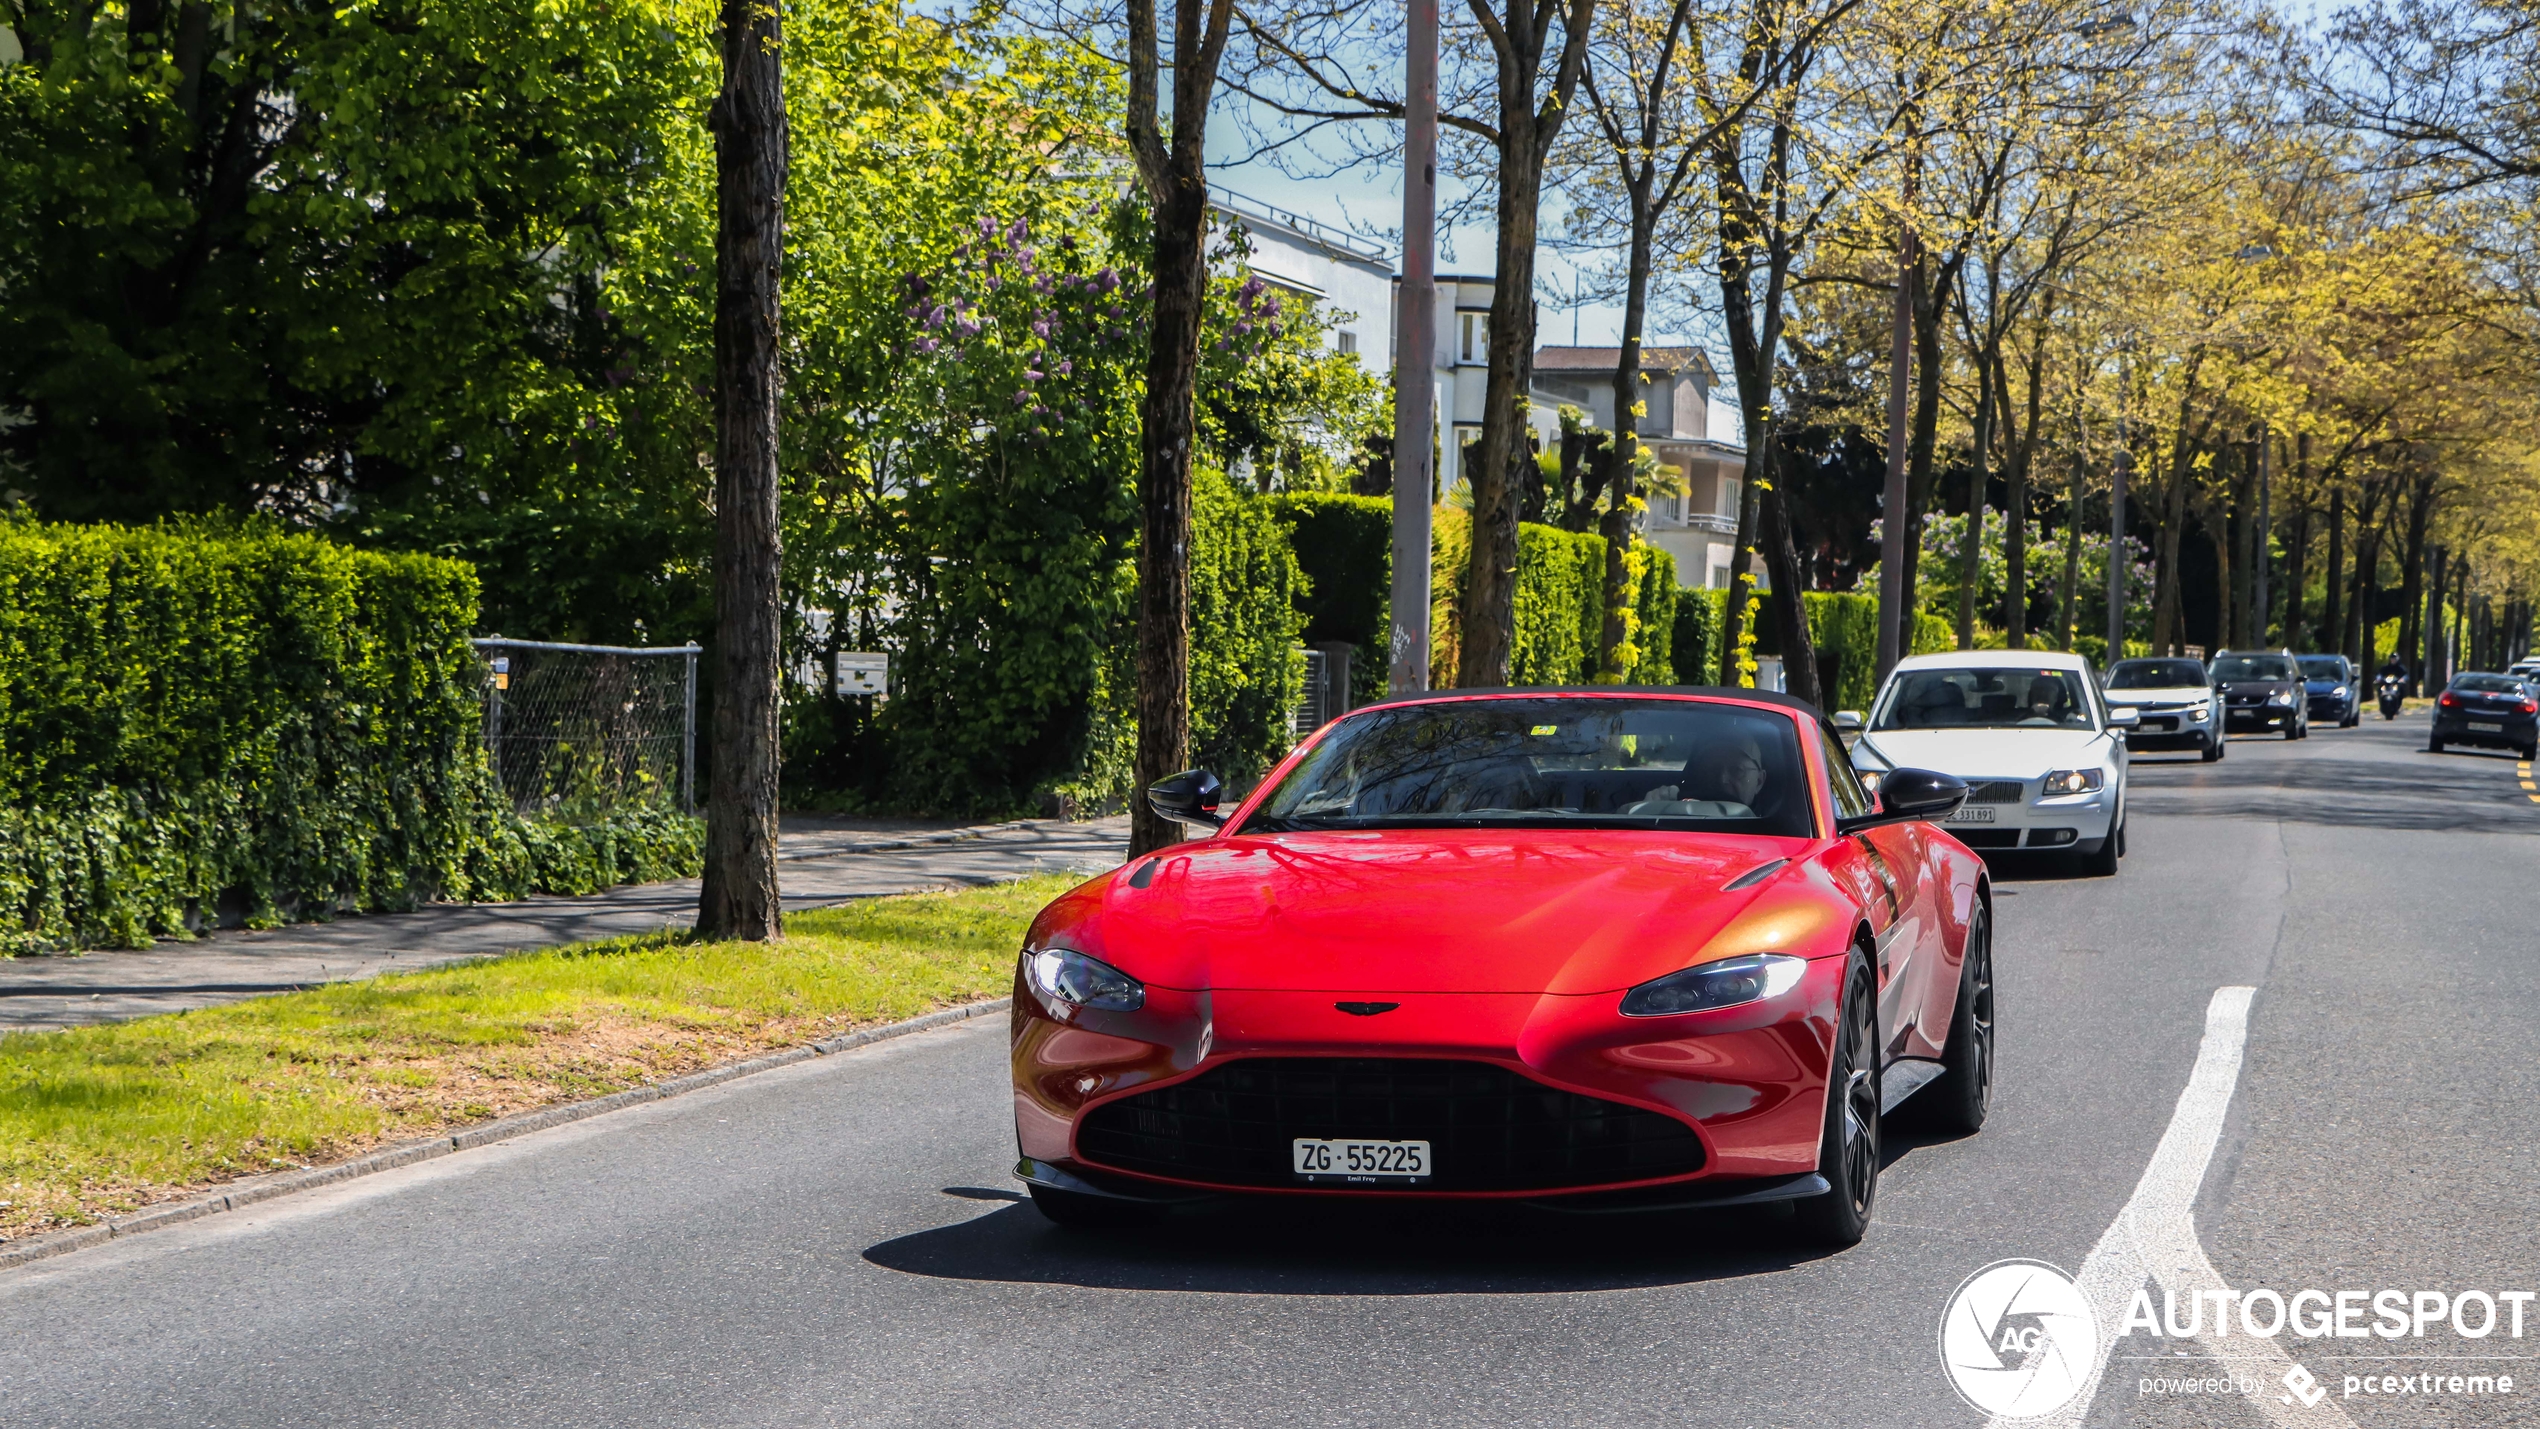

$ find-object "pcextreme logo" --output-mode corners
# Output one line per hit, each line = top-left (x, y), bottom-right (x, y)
(1938, 1259), (2099, 1419)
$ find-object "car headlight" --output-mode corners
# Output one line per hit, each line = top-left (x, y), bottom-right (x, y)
(1620, 953), (1808, 1017)
(2268, 690), (2294, 705)
(2332, 685), (2348, 698)
(2041, 768), (2106, 795)
(1025, 946), (1145, 1012)
(2186, 705), (2209, 721)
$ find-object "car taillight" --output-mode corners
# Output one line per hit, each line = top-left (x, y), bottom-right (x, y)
(2522, 698), (2536, 714)
(2440, 692), (2460, 708)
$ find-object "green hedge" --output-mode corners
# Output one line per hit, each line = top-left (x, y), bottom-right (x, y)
(0, 520), (698, 953)
(1671, 589), (1952, 707)
(1191, 475), (1307, 779)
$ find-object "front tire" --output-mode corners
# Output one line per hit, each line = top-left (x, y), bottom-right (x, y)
(1914, 904), (1993, 1136)
(1792, 952), (1880, 1247)
(2201, 735), (2225, 762)
(2429, 735), (2447, 754)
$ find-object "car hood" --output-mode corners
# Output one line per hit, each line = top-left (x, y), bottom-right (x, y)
(2105, 684), (2209, 706)
(1038, 830), (1826, 996)
(2219, 679), (2298, 696)
(1854, 727), (2113, 779)
(2304, 677), (2348, 691)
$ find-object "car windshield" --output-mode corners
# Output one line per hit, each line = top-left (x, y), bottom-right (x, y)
(2212, 654), (2297, 682)
(2107, 659), (2208, 690)
(2453, 674), (2525, 695)
(1874, 668), (2098, 730)
(2298, 657), (2346, 680)
(1242, 698), (1813, 838)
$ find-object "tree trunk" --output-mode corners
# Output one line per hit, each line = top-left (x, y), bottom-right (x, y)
(2322, 483), (2344, 654)
(696, 0), (788, 942)
(2284, 435), (2311, 647)
(2396, 471), (2435, 692)
(1459, 135), (1551, 689)
(1128, 167), (1211, 857)
(1955, 355), (1995, 650)
(2057, 447), (2084, 650)
(1896, 254), (1957, 621)
(2152, 459), (2190, 654)
(2004, 347), (2042, 649)
(1759, 453), (1820, 706)
(1597, 200), (1659, 680)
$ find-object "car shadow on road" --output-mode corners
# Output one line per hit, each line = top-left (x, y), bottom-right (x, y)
(863, 1190), (1849, 1295)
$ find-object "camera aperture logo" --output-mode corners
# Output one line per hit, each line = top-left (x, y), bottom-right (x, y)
(1940, 1260), (2100, 1418)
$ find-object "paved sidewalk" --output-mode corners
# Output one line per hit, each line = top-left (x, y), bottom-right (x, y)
(0, 816), (1129, 1034)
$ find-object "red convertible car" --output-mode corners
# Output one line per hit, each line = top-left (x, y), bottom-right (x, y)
(1009, 688), (1991, 1245)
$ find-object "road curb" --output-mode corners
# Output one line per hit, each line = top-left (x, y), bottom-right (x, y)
(775, 815), (1096, 863)
(0, 996), (1011, 1274)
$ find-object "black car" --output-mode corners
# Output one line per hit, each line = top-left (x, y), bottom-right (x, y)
(2210, 650), (2309, 739)
(2298, 654), (2360, 728)
(2429, 673), (2540, 758)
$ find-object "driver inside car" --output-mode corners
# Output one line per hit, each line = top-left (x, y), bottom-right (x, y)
(1624, 735), (1768, 818)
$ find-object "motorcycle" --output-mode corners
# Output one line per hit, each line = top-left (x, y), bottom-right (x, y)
(2377, 673), (2407, 720)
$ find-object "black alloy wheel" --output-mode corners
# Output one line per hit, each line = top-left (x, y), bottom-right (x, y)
(1912, 904), (1993, 1135)
(1793, 953), (1880, 1247)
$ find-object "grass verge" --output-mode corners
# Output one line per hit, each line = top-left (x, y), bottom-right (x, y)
(0, 873), (1078, 1243)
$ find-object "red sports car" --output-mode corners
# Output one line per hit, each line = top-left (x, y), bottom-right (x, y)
(1010, 688), (1991, 1245)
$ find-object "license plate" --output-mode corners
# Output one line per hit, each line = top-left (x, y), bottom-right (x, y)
(1946, 805), (1996, 823)
(2471, 721), (2503, 732)
(1292, 1137), (1432, 1184)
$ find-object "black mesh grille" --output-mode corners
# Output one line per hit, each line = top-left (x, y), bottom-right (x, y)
(1966, 780), (2026, 804)
(1076, 1057), (1707, 1192)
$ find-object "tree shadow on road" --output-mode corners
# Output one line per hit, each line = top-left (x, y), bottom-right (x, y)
(863, 1190), (1850, 1295)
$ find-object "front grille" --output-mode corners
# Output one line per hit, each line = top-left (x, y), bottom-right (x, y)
(1076, 1057), (1707, 1192)
(1966, 780), (2026, 804)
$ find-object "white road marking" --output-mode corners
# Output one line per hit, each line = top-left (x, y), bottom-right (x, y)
(1997, 986), (2358, 1429)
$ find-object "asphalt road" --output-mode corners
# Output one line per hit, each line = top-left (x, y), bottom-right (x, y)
(3, 711), (2534, 1429)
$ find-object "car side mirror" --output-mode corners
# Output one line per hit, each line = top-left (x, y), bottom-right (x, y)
(1147, 768), (1226, 829)
(1833, 710), (1864, 731)
(1837, 767), (1966, 835)
(2108, 708), (2140, 730)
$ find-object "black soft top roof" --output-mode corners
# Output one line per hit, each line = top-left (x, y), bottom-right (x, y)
(1354, 684), (1828, 721)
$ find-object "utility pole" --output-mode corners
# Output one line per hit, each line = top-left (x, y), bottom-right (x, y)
(1875, 224), (1917, 681)
(1388, 0), (1438, 697)
(2106, 346), (2131, 666)
(2253, 424), (2271, 646)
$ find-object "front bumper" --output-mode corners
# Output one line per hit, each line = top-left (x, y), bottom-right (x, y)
(2113, 704), (2217, 751)
(1932, 782), (2117, 851)
(2306, 691), (2355, 721)
(1010, 960), (1849, 1201)
(2224, 700), (2299, 729)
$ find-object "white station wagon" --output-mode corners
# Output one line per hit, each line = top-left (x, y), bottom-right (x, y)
(1841, 649), (2133, 875)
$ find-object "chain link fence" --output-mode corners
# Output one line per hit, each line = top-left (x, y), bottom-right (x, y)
(474, 639), (699, 817)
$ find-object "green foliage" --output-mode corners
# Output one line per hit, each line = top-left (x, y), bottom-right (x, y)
(1190, 475), (1308, 779)
(0, 520), (696, 953)
(1630, 546), (1680, 684)
(1510, 525), (1609, 684)
(1675, 589), (1723, 685)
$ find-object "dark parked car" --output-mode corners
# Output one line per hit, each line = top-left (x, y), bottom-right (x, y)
(2429, 673), (2540, 758)
(2298, 654), (2361, 728)
(2210, 650), (2309, 739)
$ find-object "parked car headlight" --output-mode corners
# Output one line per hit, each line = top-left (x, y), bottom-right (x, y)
(1026, 945), (1145, 1012)
(2041, 768), (2106, 795)
(2332, 685), (2349, 698)
(2186, 704), (2209, 722)
(2268, 690), (2294, 705)
(1620, 953), (1807, 1017)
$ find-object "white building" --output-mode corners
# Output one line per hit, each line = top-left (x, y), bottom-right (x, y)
(1211, 190), (1747, 589)
(1208, 187), (1394, 381)
(1531, 346), (1748, 590)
